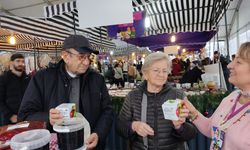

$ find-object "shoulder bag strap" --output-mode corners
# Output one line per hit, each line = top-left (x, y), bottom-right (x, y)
(141, 93), (148, 150)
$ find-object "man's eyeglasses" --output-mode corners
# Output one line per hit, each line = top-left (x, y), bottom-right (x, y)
(66, 51), (90, 61)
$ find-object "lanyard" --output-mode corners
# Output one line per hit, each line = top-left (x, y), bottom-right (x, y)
(226, 94), (250, 121)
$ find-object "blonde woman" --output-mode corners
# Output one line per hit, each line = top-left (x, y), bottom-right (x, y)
(185, 42), (250, 150)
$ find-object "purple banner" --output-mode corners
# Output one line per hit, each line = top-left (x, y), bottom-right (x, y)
(107, 11), (145, 39)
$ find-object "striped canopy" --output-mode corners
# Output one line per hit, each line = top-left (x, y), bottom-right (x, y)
(132, 0), (230, 35)
(0, 14), (116, 52)
(45, 0), (230, 35)
(0, 0), (230, 52)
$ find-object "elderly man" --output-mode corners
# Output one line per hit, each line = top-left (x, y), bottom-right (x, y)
(0, 53), (30, 125)
(18, 35), (114, 149)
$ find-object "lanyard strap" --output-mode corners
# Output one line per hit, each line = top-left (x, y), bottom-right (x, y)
(227, 94), (250, 121)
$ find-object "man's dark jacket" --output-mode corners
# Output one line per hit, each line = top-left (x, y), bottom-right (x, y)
(116, 81), (197, 150)
(0, 70), (30, 125)
(18, 60), (114, 149)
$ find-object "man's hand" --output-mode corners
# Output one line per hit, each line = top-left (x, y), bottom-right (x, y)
(10, 115), (17, 123)
(132, 121), (154, 137)
(86, 133), (98, 149)
(49, 108), (63, 126)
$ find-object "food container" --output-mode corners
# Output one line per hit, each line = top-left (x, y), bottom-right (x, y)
(10, 129), (51, 150)
(56, 103), (76, 119)
(53, 113), (90, 150)
(162, 99), (182, 121)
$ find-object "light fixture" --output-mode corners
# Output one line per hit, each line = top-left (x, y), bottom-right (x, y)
(132, 52), (135, 56)
(142, 54), (146, 58)
(145, 17), (150, 28)
(9, 35), (16, 45)
(170, 35), (176, 43)
(182, 49), (186, 53)
(177, 46), (180, 49)
(110, 51), (114, 56)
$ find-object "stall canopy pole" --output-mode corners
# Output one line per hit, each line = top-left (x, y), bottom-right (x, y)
(216, 26), (220, 53)
(33, 37), (37, 71)
(55, 44), (58, 61)
(213, 32), (216, 53)
(209, 41), (211, 59)
(224, 1), (230, 57)
(99, 27), (103, 50)
(73, 13), (76, 35)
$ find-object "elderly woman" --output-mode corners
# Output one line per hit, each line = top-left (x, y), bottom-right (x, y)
(116, 52), (196, 150)
(185, 42), (250, 150)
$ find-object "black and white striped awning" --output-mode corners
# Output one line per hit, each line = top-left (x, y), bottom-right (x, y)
(43, 0), (115, 51)
(0, 11), (116, 52)
(1, 0), (231, 52)
(132, 0), (230, 35)
(0, 28), (64, 51)
(44, 0), (230, 37)
(0, 41), (16, 50)
(44, 0), (77, 18)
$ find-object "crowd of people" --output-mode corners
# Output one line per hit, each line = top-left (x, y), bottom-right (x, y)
(103, 60), (142, 89)
(0, 34), (249, 150)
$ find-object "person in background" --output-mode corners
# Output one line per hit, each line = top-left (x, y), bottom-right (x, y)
(213, 51), (220, 64)
(212, 51), (232, 91)
(123, 61), (128, 82)
(97, 61), (102, 73)
(220, 54), (232, 91)
(105, 64), (115, 86)
(38, 54), (52, 69)
(0, 53), (30, 125)
(171, 58), (181, 76)
(117, 52), (196, 149)
(231, 54), (236, 90)
(18, 35), (114, 149)
(185, 42), (250, 150)
(127, 61), (136, 85)
(180, 62), (203, 85)
(114, 62), (124, 88)
(184, 58), (191, 71)
(136, 61), (143, 76)
(231, 54), (236, 61)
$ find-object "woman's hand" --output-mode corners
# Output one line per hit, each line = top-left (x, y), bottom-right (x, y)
(183, 97), (199, 122)
(172, 102), (189, 129)
(132, 121), (154, 137)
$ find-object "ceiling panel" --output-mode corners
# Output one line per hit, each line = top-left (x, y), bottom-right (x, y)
(9, 3), (47, 17)
(0, 0), (73, 17)
(50, 0), (72, 5)
(0, 0), (43, 10)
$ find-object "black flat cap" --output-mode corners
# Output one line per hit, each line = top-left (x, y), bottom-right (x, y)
(62, 35), (99, 54)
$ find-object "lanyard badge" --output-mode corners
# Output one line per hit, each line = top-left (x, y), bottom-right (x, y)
(211, 126), (225, 150)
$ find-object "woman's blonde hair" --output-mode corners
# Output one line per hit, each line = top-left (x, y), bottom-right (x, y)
(141, 52), (172, 74)
(237, 42), (250, 62)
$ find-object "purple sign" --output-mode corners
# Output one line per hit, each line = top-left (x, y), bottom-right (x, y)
(107, 11), (145, 39)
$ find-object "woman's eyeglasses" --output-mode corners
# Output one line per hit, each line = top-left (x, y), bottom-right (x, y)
(151, 69), (169, 75)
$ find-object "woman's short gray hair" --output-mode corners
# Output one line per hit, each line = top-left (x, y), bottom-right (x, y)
(142, 52), (172, 74)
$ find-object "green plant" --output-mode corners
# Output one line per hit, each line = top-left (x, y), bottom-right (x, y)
(187, 91), (230, 113)
(111, 91), (230, 114)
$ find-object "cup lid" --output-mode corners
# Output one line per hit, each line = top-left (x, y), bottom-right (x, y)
(10, 129), (51, 150)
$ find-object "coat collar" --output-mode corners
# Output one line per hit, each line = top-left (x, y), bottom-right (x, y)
(138, 80), (172, 96)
